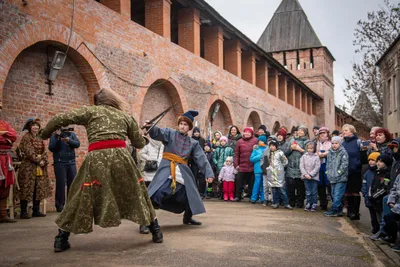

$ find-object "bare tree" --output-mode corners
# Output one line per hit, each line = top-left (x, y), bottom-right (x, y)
(344, 0), (400, 127)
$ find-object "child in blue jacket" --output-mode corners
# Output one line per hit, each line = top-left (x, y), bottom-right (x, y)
(250, 136), (268, 204)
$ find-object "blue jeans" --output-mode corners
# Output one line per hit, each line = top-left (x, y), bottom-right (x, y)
(54, 163), (77, 209)
(304, 179), (318, 206)
(331, 182), (347, 213)
(380, 195), (390, 233)
(251, 173), (264, 202)
(272, 187), (289, 205)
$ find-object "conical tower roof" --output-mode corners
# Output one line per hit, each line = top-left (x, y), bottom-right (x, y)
(257, 0), (323, 52)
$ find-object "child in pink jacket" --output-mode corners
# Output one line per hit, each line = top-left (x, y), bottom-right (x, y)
(218, 156), (237, 201)
(300, 142), (321, 211)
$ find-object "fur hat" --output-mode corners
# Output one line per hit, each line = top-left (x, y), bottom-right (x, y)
(377, 154), (393, 167)
(177, 110), (198, 130)
(331, 136), (342, 144)
(368, 152), (380, 162)
(22, 118), (41, 131)
(258, 135), (267, 144)
(220, 136), (228, 143)
(243, 127), (254, 135)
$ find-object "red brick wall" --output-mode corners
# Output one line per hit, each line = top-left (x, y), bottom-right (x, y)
(0, 0), (321, 208)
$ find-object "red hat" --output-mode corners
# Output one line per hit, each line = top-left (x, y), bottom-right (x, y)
(243, 127), (254, 135)
(277, 128), (287, 139)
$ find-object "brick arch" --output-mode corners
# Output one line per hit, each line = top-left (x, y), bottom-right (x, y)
(140, 79), (186, 128)
(272, 121), (281, 135)
(0, 20), (109, 105)
(204, 97), (235, 137)
(245, 110), (262, 130)
(135, 67), (188, 119)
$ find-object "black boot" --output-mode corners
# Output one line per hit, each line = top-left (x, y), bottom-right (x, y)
(183, 211), (202, 225)
(32, 200), (46, 217)
(148, 219), (163, 243)
(350, 196), (360, 221)
(20, 200), (31, 219)
(54, 229), (71, 252)
(346, 196), (353, 218)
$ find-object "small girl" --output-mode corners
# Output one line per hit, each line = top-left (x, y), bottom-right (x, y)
(300, 142), (321, 212)
(218, 156), (237, 201)
(265, 140), (292, 209)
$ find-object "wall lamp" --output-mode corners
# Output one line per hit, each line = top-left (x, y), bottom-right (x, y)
(45, 50), (67, 95)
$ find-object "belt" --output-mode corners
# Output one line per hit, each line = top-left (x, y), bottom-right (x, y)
(162, 152), (188, 193)
(88, 140), (126, 152)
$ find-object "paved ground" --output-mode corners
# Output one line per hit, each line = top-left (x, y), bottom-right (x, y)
(0, 200), (393, 267)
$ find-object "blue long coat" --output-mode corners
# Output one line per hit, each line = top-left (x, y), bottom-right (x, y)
(147, 126), (215, 215)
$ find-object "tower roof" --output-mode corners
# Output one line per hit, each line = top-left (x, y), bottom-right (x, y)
(257, 0), (323, 52)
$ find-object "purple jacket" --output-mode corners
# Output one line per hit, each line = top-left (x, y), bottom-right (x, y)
(300, 152), (321, 181)
(234, 136), (258, 172)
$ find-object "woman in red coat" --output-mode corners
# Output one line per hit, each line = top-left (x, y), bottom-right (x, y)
(233, 127), (258, 201)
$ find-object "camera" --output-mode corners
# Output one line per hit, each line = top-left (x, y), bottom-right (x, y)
(55, 127), (74, 138)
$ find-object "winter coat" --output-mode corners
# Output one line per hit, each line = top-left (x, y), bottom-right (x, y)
(234, 135), (258, 172)
(218, 164), (237, 182)
(228, 133), (242, 152)
(387, 174), (400, 215)
(191, 135), (205, 151)
(279, 140), (291, 156)
(326, 146), (349, 184)
(362, 166), (377, 207)
(342, 135), (362, 175)
(266, 150), (288, 188)
(213, 145), (234, 173)
(250, 145), (268, 174)
(138, 139), (164, 182)
(286, 136), (309, 178)
(377, 141), (393, 158)
(391, 153), (400, 189)
(300, 152), (321, 181)
(370, 167), (391, 212)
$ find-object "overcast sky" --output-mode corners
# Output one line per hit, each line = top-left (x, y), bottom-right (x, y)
(205, 0), (384, 108)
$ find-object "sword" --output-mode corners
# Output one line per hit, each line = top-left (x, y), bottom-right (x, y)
(141, 103), (176, 135)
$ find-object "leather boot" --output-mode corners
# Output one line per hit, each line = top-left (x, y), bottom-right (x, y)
(148, 219), (163, 243)
(20, 200), (31, 219)
(0, 198), (16, 223)
(350, 196), (360, 220)
(346, 196), (353, 218)
(54, 229), (71, 252)
(183, 211), (202, 225)
(32, 200), (46, 217)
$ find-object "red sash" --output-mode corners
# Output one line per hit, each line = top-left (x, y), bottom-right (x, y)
(88, 140), (126, 152)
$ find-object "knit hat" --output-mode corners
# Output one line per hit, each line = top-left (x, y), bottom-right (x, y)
(243, 127), (254, 135)
(298, 125), (308, 136)
(177, 110), (198, 130)
(318, 127), (330, 134)
(258, 125), (268, 132)
(377, 154), (393, 167)
(225, 156), (233, 163)
(277, 128), (287, 139)
(269, 140), (279, 148)
(22, 118), (41, 131)
(388, 139), (400, 149)
(331, 136), (342, 144)
(193, 127), (200, 133)
(258, 135), (267, 144)
(220, 136), (228, 143)
(368, 152), (380, 162)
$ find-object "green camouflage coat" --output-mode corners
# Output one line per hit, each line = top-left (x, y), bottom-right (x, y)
(40, 105), (155, 234)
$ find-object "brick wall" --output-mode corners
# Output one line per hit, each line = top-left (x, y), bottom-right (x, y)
(1, 0), (320, 208)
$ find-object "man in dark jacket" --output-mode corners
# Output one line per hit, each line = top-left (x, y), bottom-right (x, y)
(49, 127), (80, 212)
(190, 127), (207, 197)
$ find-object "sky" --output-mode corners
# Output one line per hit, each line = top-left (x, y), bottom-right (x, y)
(205, 0), (384, 108)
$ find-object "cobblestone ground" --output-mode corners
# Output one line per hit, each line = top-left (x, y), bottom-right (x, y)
(0, 200), (390, 267)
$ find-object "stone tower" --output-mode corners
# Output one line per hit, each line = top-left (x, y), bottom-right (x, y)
(257, 0), (335, 129)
